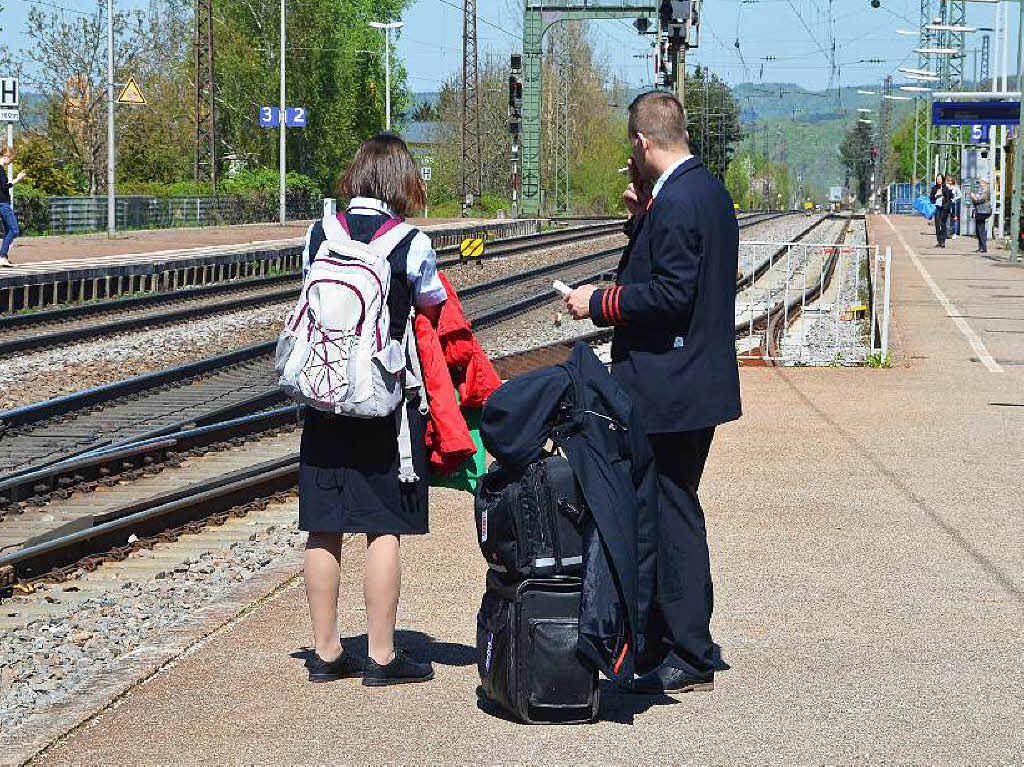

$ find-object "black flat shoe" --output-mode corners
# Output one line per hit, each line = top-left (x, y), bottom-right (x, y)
(627, 663), (714, 694)
(362, 649), (434, 686)
(308, 650), (365, 682)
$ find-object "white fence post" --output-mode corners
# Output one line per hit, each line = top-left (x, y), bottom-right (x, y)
(881, 245), (892, 358)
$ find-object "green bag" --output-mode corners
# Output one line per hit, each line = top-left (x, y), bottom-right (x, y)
(429, 406), (488, 494)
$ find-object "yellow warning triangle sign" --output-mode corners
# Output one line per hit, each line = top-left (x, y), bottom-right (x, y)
(117, 77), (147, 105)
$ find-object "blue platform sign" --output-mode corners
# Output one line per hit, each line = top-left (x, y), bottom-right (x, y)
(258, 106), (308, 127)
(971, 124), (991, 142)
(258, 106), (279, 127)
(932, 101), (1020, 127)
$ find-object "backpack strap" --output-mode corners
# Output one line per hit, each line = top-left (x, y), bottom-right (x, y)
(396, 311), (430, 484)
(367, 220), (416, 258)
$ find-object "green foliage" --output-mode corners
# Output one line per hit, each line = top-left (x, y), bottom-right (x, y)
(865, 352), (892, 368)
(13, 133), (78, 195)
(411, 101), (439, 121)
(215, 0), (412, 193)
(725, 150), (791, 209)
(115, 169), (319, 198)
(889, 114), (915, 183)
(840, 120), (873, 203)
(685, 66), (744, 180)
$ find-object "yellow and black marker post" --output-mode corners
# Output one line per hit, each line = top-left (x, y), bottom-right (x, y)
(459, 237), (485, 264)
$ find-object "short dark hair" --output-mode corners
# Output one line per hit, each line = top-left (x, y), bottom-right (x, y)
(627, 91), (688, 149)
(337, 133), (425, 217)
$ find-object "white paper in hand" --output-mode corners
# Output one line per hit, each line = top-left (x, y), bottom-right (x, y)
(553, 280), (572, 297)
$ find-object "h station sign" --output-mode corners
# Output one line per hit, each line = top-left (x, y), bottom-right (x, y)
(0, 78), (18, 122)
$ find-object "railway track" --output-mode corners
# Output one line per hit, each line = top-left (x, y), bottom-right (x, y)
(0, 221), (625, 358)
(734, 215), (852, 357)
(0, 212), (805, 589)
(0, 215), (792, 358)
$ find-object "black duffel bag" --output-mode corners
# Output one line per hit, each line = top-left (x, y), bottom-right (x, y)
(474, 454), (587, 580)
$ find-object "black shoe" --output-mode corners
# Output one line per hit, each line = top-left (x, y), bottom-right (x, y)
(362, 649), (434, 686)
(628, 663), (714, 694)
(308, 650), (365, 682)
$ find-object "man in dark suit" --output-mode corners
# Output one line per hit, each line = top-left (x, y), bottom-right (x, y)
(565, 90), (741, 693)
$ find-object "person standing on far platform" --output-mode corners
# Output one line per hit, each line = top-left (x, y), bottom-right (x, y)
(0, 148), (27, 268)
(970, 179), (991, 254)
(929, 173), (952, 248)
(948, 175), (962, 240)
(565, 90), (742, 694)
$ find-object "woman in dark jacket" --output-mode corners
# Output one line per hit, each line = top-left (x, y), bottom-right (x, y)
(299, 134), (446, 686)
(929, 173), (952, 247)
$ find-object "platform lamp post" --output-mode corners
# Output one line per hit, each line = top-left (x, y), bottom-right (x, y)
(959, 0), (1022, 262)
(369, 21), (403, 131)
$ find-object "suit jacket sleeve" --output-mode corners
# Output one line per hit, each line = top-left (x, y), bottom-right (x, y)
(588, 209), (699, 328)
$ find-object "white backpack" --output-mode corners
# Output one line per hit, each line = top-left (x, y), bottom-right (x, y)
(276, 214), (428, 481)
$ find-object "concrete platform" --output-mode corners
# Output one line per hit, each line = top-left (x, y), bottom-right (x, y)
(20, 213), (1024, 763)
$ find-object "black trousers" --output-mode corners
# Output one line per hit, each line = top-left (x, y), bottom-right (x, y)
(646, 427), (716, 679)
(934, 206), (949, 245)
(975, 213), (989, 252)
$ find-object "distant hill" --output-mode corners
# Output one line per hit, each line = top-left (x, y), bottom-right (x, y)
(734, 81), (915, 200)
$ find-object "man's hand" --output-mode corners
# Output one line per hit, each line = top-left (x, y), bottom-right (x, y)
(14, 171), (26, 183)
(566, 284), (597, 320)
(622, 158), (650, 217)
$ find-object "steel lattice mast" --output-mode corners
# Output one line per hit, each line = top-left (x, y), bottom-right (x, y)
(461, 0), (482, 215)
(912, 0), (933, 186)
(878, 75), (893, 202)
(554, 26), (571, 213)
(194, 0), (217, 191)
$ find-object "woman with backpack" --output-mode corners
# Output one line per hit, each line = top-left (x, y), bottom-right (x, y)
(298, 134), (446, 685)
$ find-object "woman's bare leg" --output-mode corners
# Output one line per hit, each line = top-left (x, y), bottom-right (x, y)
(304, 533), (343, 661)
(365, 533), (401, 665)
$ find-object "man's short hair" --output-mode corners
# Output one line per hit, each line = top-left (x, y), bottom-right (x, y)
(627, 91), (688, 149)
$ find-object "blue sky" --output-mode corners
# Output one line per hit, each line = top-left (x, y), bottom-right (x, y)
(393, 0), (1019, 93)
(2, 0), (1018, 93)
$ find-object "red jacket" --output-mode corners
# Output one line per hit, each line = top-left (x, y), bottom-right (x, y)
(415, 271), (502, 475)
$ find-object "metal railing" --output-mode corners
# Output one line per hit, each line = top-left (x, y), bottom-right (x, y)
(13, 193), (324, 235)
(736, 240), (891, 365)
(886, 181), (927, 215)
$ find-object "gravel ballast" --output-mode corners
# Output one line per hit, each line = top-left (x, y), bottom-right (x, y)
(0, 509), (306, 738)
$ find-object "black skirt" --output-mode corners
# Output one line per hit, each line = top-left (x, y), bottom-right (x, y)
(298, 397), (429, 535)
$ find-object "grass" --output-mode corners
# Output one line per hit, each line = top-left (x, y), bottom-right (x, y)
(865, 352), (893, 368)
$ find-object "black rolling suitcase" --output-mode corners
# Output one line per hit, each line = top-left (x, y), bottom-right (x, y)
(476, 573), (599, 724)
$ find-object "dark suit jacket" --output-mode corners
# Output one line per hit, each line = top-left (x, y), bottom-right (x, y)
(588, 156), (742, 434)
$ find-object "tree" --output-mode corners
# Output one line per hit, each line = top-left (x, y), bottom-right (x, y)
(13, 132), (77, 195)
(431, 20), (632, 214)
(889, 114), (914, 183)
(13, 1), (151, 194)
(684, 66), (744, 180)
(840, 120), (873, 203)
(411, 100), (439, 121)
(213, 0), (413, 191)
